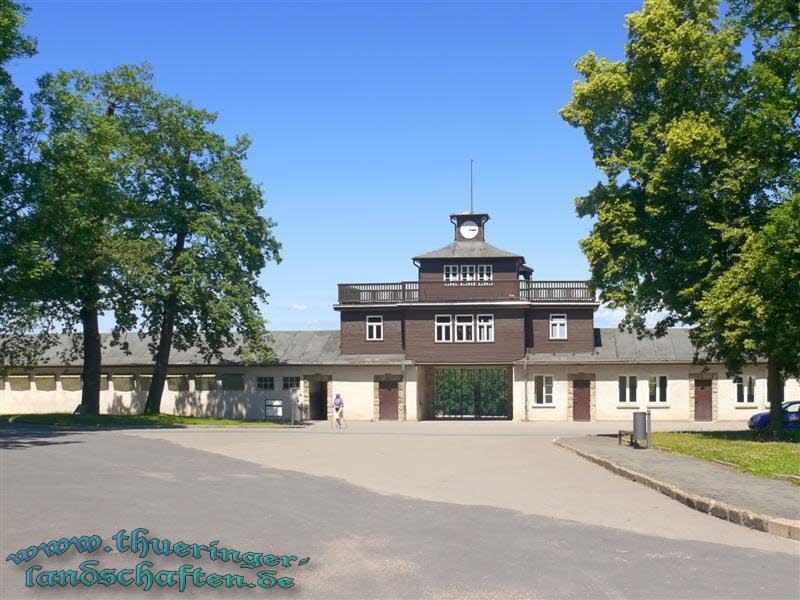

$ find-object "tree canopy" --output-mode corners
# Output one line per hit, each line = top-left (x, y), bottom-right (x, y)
(2, 44), (281, 413)
(693, 197), (800, 379)
(561, 0), (798, 428)
(118, 92), (281, 414)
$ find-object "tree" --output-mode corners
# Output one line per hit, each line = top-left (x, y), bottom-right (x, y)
(4, 66), (155, 414)
(693, 197), (800, 430)
(123, 95), (281, 415)
(0, 0), (45, 369)
(560, 0), (798, 429)
(0, 0), (36, 216)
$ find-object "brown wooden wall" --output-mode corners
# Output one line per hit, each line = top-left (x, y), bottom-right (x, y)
(417, 258), (520, 281)
(405, 307), (526, 363)
(527, 307), (595, 354)
(340, 309), (404, 355)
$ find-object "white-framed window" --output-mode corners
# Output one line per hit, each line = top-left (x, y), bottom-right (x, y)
(443, 265), (459, 284)
(460, 264), (476, 285)
(534, 375), (554, 404)
(734, 375), (755, 403)
(257, 376), (274, 390)
(366, 315), (383, 341)
(649, 375), (668, 403)
(477, 314), (494, 342)
(283, 376), (300, 390)
(435, 315), (452, 343)
(477, 264), (493, 284)
(618, 375), (637, 403)
(549, 314), (567, 339)
(455, 315), (475, 342)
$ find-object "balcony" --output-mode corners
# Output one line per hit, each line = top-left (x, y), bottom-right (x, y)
(337, 280), (595, 304)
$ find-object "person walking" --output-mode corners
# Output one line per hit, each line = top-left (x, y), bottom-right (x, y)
(333, 393), (345, 430)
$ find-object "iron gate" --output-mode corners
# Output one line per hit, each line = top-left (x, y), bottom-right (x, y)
(433, 368), (510, 419)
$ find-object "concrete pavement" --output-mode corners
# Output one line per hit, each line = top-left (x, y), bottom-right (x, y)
(128, 421), (798, 550)
(557, 434), (799, 520)
(1, 421), (798, 599)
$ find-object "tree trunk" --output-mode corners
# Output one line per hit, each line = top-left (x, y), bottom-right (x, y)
(767, 356), (784, 434)
(144, 230), (187, 415)
(80, 304), (102, 416)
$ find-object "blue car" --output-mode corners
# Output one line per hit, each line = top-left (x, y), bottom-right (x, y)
(748, 401), (800, 430)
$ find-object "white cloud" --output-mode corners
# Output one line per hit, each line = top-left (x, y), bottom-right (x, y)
(594, 304), (682, 329)
(289, 303), (308, 312)
(594, 304), (626, 328)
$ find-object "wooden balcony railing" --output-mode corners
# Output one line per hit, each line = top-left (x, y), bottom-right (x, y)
(337, 280), (595, 304)
(519, 280), (595, 302)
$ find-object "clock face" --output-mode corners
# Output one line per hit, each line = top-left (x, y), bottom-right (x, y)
(460, 221), (479, 239)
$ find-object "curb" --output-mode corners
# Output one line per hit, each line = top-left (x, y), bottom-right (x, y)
(554, 437), (800, 542)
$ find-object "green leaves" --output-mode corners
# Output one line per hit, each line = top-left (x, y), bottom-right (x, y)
(694, 196), (800, 378)
(561, 0), (798, 363)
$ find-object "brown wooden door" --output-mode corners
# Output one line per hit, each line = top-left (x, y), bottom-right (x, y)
(379, 381), (398, 421)
(573, 380), (591, 421)
(694, 379), (713, 421)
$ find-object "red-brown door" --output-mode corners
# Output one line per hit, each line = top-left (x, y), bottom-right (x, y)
(573, 380), (591, 421)
(694, 379), (713, 421)
(379, 381), (398, 421)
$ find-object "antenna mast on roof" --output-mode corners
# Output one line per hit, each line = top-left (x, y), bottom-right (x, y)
(469, 159), (474, 213)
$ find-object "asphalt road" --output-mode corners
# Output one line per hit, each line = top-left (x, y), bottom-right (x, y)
(1, 422), (798, 599)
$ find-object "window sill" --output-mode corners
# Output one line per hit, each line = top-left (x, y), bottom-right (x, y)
(616, 404), (640, 409)
(735, 405), (758, 409)
(530, 404), (556, 409)
(647, 404), (670, 409)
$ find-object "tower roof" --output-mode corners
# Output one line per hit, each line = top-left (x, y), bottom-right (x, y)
(413, 241), (525, 260)
(413, 211), (526, 262)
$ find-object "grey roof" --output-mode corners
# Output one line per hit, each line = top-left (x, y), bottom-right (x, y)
(519, 328), (724, 364)
(9, 328), (732, 369)
(16, 331), (407, 368)
(413, 241), (524, 260)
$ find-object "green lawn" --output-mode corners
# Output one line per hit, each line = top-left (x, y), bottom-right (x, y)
(0, 413), (294, 428)
(652, 430), (800, 481)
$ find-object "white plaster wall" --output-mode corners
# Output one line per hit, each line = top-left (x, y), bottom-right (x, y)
(0, 376), (81, 414)
(513, 363), (775, 422)
(330, 366), (394, 421)
(5, 363), (796, 423)
(784, 377), (800, 403)
(716, 365), (769, 420)
(593, 364), (696, 421)
(1, 366), (405, 421)
(404, 367), (419, 421)
(513, 365), (569, 422)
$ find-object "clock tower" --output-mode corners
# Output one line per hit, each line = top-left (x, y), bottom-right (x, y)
(451, 212), (490, 242)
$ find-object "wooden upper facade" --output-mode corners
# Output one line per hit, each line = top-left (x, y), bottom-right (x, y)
(335, 212), (600, 363)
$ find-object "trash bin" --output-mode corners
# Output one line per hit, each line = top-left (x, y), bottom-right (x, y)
(633, 411), (647, 447)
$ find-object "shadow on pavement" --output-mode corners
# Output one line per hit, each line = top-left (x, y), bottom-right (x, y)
(0, 425), (86, 450)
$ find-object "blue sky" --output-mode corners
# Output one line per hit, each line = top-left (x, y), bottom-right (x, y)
(11, 0), (643, 331)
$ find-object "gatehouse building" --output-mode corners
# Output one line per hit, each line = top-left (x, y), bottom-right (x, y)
(2, 212), (797, 421)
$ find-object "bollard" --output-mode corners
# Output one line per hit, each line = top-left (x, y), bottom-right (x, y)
(633, 412), (647, 448)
